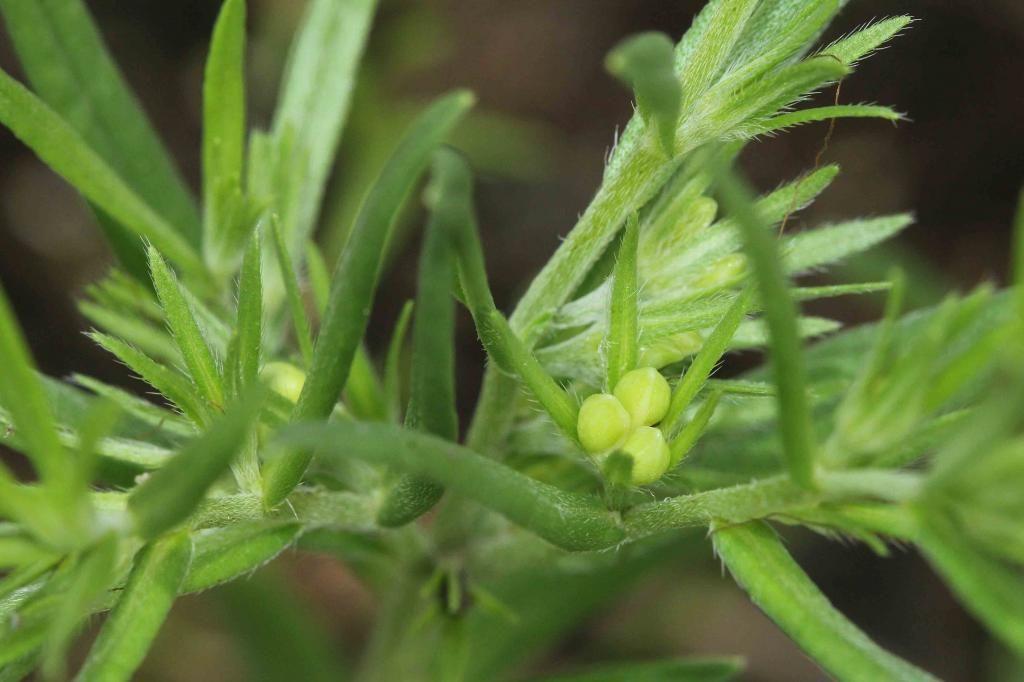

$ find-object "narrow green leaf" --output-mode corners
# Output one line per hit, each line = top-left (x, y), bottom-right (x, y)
(676, 0), (758, 106)
(714, 522), (937, 681)
(262, 90), (474, 507)
(70, 374), (192, 439)
(270, 0), (379, 251)
(0, 285), (65, 485)
(606, 214), (640, 390)
(792, 281), (892, 301)
(311, 240), (392, 420)
(0, 69), (203, 275)
(723, 0), (841, 87)
(85, 269), (165, 322)
(88, 333), (208, 426)
(236, 232), (263, 389)
(181, 523), (300, 593)
(754, 104), (905, 135)
(378, 151), (461, 526)
(716, 58), (849, 136)
(528, 657), (743, 682)
(713, 165), (816, 489)
(43, 534), (120, 680)
(148, 247), (224, 408)
(231, 236), (264, 492)
(280, 422), (624, 551)
(382, 301), (414, 422)
(75, 532), (192, 682)
(731, 315), (839, 349)
(129, 391), (263, 539)
(270, 218), (314, 368)
(485, 308), (579, 440)
(78, 301), (180, 365)
(342, 347), (386, 422)
(784, 214), (914, 274)
(662, 289), (751, 440)
(0, 0), (201, 246)
(820, 16), (914, 66)
(607, 33), (682, 155)
(202, 0), (247, 259)
(669, 390), (722, 466)
(434, 151), (580, 441)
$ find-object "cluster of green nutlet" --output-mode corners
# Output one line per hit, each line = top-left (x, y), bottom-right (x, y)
(576, 367), (673, 485)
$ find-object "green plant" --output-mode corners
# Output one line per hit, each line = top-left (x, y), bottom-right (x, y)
(0, 1), (1021, 680)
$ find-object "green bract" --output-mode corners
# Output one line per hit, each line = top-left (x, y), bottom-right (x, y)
(0, 2), (1018, 681)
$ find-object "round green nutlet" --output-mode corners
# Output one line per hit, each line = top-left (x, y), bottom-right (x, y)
(577, 393), (631, 454)
(261, 362), (306, 403)
(621, 426), (671, 485)
(613, 367), (671, 427)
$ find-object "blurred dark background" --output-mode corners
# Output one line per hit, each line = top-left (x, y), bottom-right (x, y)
(1, 1), (1022, 680)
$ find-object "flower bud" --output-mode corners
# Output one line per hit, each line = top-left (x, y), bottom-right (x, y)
(621, 426), (671, 485)
(613, 367), (671, 427)
(577, 393), (631, 454)
(262, 361), (306, 403)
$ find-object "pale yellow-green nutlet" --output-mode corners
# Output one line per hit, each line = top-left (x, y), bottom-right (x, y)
(261, 361), (306, 403)
(621, 426), (671, 485)
(613, 367), (670, 427)
(577, 393), (631, 454)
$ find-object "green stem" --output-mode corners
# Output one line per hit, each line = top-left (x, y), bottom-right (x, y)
(280, 422), (624, 551)
(624, 469), (922, 541)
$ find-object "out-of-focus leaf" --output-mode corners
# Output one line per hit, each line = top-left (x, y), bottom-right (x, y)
(607, 33), (682, 155)
(714, 522), (936, 681)
(0, 285), (65, 485)
(202, 0), (247, 262)
(713, 165), (815, 488)
(129, 391), (263, 540)
(42, 534), (120, 679)
(76, 532), (192, 682)
(0, 69), (203, 275)
(269, 0), (379, 252)
(0, 0), (201, 253)
(918, 513), (1024, 657)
